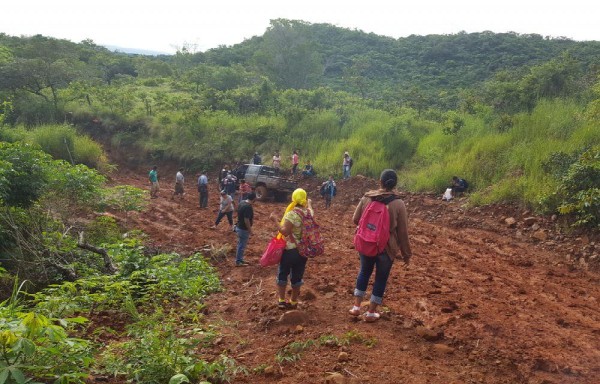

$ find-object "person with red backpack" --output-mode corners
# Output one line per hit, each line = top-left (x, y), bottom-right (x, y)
(269, 188), (321, 310)
(349, 169), (412, 322)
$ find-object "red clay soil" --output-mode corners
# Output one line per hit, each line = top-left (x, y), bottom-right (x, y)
(108, 168), (600, 384)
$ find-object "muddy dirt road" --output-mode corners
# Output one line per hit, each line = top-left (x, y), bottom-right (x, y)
(112, 169), (599, 384)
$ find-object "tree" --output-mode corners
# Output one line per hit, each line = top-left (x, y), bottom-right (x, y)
(252, 19), (323, 89)
(0, 142), (51, 208)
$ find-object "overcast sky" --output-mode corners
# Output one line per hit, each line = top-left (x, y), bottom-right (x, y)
(4, 0), (599, 54)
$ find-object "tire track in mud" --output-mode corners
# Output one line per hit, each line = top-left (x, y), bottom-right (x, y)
(110, 169), (599, 384)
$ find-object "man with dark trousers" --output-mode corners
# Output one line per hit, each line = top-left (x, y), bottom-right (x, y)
(234, 192), (257, 266)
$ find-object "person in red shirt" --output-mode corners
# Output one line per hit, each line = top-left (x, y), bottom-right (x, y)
(238, 178), (252, 204)
(291, 150), (299, 175)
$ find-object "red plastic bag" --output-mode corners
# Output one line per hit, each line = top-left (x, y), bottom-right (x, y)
(260, 235), (286, 267)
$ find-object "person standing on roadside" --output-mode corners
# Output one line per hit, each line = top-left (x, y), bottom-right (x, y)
(269, 188), (313, 310)
(149, 165), (159, 198)
(238, 178), (252, 204)
(197, 170), (208, 208)
(291, 150), (299, 175)
(349, 169), (412, 322)
(223, 172), (237, 203)
(343, 151), (352, 179)
(234, 192), (257, 266)
(219, 165), (229, 190)
(172, 167), (185, 200)
(272, 150), (281, 170)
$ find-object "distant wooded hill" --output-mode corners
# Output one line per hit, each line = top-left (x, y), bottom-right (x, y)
(2, 20), (600, 111)
(191, 20), (600, 100)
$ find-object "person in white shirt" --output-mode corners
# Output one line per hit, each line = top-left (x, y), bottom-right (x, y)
(272, 150), (281, 169)
(172, 168), (185, 200)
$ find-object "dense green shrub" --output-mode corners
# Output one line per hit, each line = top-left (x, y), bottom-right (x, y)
(0, 282), (92, 383)
(555, 147), (600, 227)
(0, 142), (51, 208)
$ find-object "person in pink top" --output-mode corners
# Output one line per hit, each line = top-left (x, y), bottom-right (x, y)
(291, 150), (299, 175)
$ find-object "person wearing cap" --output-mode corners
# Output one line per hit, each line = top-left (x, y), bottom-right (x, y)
(234, 192), (257, 266)
(269, 188), (314, 309)
(348, 169), (412, 322)
(211, 189), (234, 230)
(343, 151), (352, 179)
(197, 170), (208, 208)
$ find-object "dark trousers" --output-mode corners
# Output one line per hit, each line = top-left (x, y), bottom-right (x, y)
(199, 186), (208, 208)
(215, 211), (233, 226)
(277, 248), (308, 288)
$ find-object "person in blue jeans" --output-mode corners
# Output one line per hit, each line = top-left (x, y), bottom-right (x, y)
(269, 188), (314, 310)
(234, 192), (256, 266)
(349, 169), (412, 322)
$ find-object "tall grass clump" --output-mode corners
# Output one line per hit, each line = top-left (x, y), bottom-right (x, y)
(73, 135), (107, 169)
(402, 98), (596, 209)
(29, 124), (77, 161)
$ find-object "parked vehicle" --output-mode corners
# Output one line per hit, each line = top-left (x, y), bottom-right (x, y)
(232, 164), (297, 202)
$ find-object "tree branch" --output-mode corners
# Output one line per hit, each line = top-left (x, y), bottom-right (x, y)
(77, 232), (118, 274)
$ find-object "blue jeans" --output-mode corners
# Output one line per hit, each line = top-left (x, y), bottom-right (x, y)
(354, 252), (392, 305)
(343, 165), (351, 179)
(235, 227), (250, 263)
(277, 248), (307, 288)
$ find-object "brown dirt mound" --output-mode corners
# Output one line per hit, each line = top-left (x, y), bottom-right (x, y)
(105, 167), (599, 384)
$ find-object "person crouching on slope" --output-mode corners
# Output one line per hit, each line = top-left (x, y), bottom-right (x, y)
(269, 188), (314, 310)
(349, 169), (412, 322)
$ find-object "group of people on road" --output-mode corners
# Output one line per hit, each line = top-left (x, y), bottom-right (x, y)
(146, 154), (417, 323)
(249, 149), (353, 180)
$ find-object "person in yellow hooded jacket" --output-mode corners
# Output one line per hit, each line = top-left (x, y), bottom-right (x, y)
(269, 188), (313, 310)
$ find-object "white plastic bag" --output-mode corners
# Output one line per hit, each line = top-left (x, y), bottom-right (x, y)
(442, 188), (453, 201)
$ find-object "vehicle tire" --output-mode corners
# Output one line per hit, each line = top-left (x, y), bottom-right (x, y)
(255, 185), (268, 201)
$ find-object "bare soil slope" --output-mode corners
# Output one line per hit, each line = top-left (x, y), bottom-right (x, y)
(110, 169), (599, 384)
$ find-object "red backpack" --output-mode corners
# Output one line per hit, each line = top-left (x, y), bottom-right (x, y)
(353, 195), (396, 257)
(293, 208), (324, 258)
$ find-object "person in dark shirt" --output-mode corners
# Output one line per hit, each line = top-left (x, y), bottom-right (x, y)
(451, 176), (468, 197)
(234, 192), (257, 266)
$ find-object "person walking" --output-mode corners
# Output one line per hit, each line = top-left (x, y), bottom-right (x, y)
(320, 175), (337, 209)
(349, 169), (412, 322)
(343, 151), (352, 179)
(211, 190), (235, 230)
(197, 170), (208, 208)
(291, 150), (299, 175)
(172, 168), (185, 200)
(148, 165), (159, 198)
(269, 188), (314, 309)
(234, 192), (257, 266)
